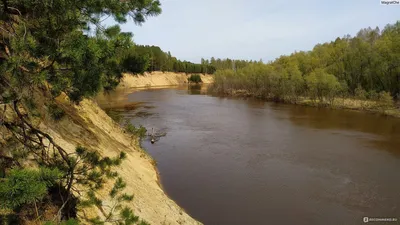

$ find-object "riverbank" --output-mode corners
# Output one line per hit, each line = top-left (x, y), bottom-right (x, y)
(213, 89), (400, 118)
(106, 87), (400, 225)
(118, 71), (214, 89)
(91, 73), (398, 223)
(116, 71), (399, 118)
(40, 92), (202, 224)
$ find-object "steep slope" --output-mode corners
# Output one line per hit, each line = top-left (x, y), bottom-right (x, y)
(40, 93), (201, 225)
(118, 72), (214, 89)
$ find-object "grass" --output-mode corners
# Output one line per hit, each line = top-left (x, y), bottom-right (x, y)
(295, 98), (400, 118)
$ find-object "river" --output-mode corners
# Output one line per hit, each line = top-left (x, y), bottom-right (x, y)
(97, 85), (400, 225)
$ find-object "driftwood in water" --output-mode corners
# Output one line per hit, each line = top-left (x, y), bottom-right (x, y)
(146, 128), (167, 144)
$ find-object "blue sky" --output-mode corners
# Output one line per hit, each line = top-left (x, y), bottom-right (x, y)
(113, 0), (399, 63)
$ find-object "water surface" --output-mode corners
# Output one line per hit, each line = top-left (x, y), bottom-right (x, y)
(98, 86), (400, 225)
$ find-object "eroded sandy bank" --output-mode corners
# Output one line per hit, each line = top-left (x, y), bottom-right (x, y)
(39, 92), (202, 224)
(37, 72), (214, 224)
(118, 72), (214, 89)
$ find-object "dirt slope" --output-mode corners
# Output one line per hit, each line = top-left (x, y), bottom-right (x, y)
(39, 93), (202, 225)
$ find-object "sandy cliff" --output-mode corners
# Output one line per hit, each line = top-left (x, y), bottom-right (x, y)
(38, 72), (207, 224)
(118, 72), (213, 89)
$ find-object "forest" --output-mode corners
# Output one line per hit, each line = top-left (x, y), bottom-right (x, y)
(209, 22), (400, 112)
(122, 46), (262, 75)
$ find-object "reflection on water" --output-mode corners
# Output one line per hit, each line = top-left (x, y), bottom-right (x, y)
(285, 105), (400, 155)
(97, 85), (400, 225)
(187, 84), (205, 95)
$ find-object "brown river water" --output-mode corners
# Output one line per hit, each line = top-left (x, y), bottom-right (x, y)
(97, 85), (400, 225)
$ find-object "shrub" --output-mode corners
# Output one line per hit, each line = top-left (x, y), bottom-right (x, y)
(367, 90), (379, 101)
(377, 91), (394, 111)
(188, 74), (202, 84)
(355, 85), (367, 100)
(124, 122), (147, 140)
(48, 103), (65, 121)
(105, 110), (123, 123)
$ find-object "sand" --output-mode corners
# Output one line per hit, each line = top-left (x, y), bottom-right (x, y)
(118, 72), (213, 89)
(38, 72), (209, 224)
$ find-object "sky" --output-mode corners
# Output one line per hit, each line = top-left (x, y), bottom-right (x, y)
(112, 0), (399, 63)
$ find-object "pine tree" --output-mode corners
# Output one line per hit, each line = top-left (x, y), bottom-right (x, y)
(0, 0), (162, 223)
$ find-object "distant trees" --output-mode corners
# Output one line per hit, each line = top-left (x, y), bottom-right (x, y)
(122, 45), (216, 74)
(121, 49), (151, 74)
(299, 23), (400, 98)
(121, 49), (264, 76)
(200, 57), (262, 71)
(210, 21), (400, 109)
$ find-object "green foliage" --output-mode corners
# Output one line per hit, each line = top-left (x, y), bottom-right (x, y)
(105, 110), (123, 123)
(71, 146), (126, 190)
(23, 97), (37, 111)
(80, 176), (149, 225)
(338, 81), (349, 98)
(188, 74), (202, 83)
(0, 168), (62, 210)
(105, 178), (149, 225)
(120, 207), (140, 225)
(211, 63), (307, 102)
(202, 57), (261, 71)
(355, 86), (367, 100)
(210, 22), (399, 110)
(0, 0), (161, 223)
(367, 90), (379, 101)
(109, 177), (127, 198)
(63, 147), (151, 224)
(305, 69), (340, 104)
(127, 45), (216, 74)
(122, 49), (151, 74)
(377, 91), (394, 110)
(124, 121), (147, 140)
(48, 103), (66, 121)
(1, 0), (162, 104)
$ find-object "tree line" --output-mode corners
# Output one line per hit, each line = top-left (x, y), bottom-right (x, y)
(122, 48), (264, 76)
(210, 22), (400, 110)
(200, 57), (263, 71)
(122, 45), (217, 74)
